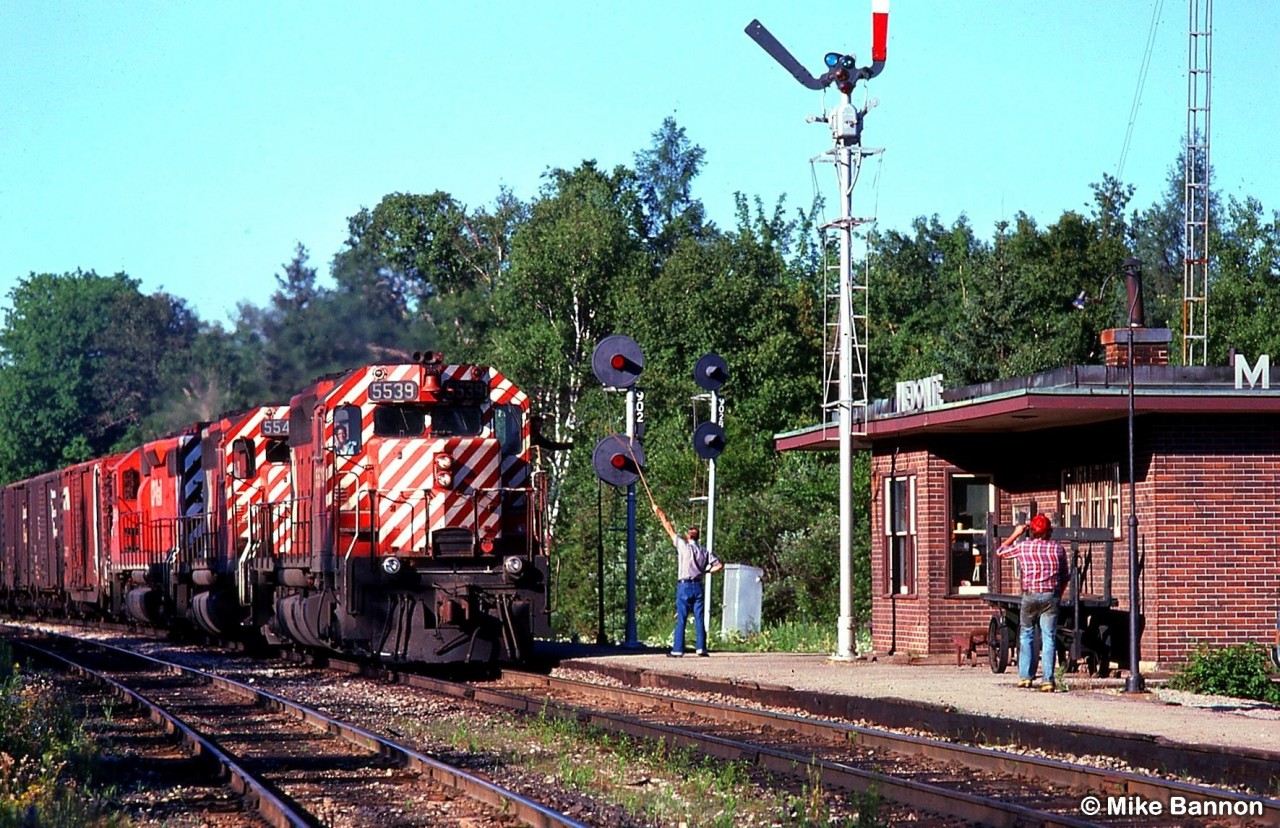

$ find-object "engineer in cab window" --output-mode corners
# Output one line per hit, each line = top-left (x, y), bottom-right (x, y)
(334, 419), (359, 455)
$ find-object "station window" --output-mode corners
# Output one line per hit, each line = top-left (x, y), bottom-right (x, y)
(883, 475), (916, 595)
(949, 475), (993, 595)
(1059, 464), (1120, 538)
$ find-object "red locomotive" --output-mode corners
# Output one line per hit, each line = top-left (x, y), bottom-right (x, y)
(0, 352), (551, 665)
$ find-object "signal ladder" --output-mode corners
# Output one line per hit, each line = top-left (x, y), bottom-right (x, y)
(818, 150), (878, 435)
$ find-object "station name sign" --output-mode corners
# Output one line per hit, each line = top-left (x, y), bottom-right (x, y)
(1234, 353), (1271, 390)
(896, 373), (944, 413)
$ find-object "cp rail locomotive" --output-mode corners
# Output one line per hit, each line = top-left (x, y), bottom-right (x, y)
(0, 352), (551, 665)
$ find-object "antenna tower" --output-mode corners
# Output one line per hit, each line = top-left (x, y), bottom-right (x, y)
(1182, 0), (1212, 366)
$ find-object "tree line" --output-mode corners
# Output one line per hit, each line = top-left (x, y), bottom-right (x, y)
(3, 118), (1278, 644)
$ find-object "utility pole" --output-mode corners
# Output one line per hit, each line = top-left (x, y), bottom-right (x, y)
(746, 1), (889, 660)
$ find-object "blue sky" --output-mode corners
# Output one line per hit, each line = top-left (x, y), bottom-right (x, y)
(2, 2), (1276, 327)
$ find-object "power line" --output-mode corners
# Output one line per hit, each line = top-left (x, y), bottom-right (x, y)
(1116, 0), (1166, 181)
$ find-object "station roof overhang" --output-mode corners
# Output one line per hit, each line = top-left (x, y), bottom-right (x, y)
(774, 364), (1280, 453)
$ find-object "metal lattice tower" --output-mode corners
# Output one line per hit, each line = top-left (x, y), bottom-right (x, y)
(1182, 0), (1212, 366)
(818, 152), (877, 434)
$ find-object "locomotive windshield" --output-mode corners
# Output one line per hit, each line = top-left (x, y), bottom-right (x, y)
(372, 404), (483, 438)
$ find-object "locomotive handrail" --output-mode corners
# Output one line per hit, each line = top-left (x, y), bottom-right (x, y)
(237, 540), (260, 607)
(336, 471), (371, 567)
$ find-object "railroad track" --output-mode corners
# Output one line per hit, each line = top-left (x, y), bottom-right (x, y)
(12, 623), (1277, 826)
(400, 668), (1278, 828)
(6, 629), (587, 828)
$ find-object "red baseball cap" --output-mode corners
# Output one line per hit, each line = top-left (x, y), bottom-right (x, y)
(1029, 514), (1051, 535)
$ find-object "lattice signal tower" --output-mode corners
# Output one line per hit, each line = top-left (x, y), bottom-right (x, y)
(1183, 0), (1212, 366)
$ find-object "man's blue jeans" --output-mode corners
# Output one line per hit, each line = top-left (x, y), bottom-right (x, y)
(673, 580), (706, 653)
(1019, 591), (1059, 684)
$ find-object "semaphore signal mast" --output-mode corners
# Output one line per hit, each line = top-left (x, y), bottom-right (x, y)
(746, 0), (889, 661)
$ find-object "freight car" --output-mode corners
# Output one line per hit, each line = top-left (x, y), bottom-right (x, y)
(0, 352), (551, 666)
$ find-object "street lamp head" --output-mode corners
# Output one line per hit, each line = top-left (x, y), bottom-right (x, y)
(1072, 258), (1145, 327)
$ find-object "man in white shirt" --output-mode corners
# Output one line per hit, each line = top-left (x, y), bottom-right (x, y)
(655, 506), (722, 657)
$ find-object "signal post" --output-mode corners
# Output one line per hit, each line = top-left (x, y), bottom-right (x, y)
(747, 1), (889, 660)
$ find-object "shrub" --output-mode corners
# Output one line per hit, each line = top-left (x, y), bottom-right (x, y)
(1167, 643), (1280, 704)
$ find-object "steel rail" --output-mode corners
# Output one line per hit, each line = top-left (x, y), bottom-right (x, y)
(10, 636), (310, 828)
(10, 631), (589, 828)
(535, 672), (1280, 824)
(406, 668), (1280, 828)
(373, 667), (1101, 827)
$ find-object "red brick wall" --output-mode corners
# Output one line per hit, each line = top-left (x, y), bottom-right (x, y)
(870, 438), (1066, 657)
(1145, 415), (1280, 665)
(870, 446), (932, 655)
(866, 416), (1280, 668)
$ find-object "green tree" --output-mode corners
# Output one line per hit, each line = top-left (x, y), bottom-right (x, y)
(340, 190), (523, 357)
(1207, 195), (1280, 359)
(634, 116), (710, 254)
(0, 270), (199, 481)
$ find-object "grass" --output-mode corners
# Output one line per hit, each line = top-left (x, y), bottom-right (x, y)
(636, 619), (870, 656)
(0, 643), (123, 827)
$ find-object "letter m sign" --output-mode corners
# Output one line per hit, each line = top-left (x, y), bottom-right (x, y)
(1234, 353), (1271, 389)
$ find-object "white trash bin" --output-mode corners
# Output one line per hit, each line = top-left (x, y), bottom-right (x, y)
(720, 564), (763, 638)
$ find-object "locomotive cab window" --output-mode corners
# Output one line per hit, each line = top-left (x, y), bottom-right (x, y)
(265, 438), (290, 464)
(491, 405), (522, 454)
(373, 404), (482, 438)
(121, 469), (141, 501)
(230, 438), (256, 479)
(333, 405), (361, 456)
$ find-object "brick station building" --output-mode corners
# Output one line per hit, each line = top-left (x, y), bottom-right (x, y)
(776, 327), (1280, 669)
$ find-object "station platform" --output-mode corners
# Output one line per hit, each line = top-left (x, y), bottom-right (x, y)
(538, 642), (1280, 763)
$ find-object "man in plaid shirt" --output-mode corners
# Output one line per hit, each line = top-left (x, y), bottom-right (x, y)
(997, 514), (1068, 691)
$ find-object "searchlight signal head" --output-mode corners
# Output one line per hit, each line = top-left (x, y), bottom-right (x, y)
(825, 53), (859, 95)
(592, 334), (645, 389)
(593, 435), (646, 487)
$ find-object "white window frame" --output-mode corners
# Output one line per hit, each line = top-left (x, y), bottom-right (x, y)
(882, 474), (917, 595)
(1059, 463), (1121, 539)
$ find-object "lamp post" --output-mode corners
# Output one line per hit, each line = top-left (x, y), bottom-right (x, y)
(1122, 257), (1146, 694)
(1075, 258), (1146, 692)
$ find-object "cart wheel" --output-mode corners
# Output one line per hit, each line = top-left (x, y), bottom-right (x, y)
(988, 615), (1010, 673)
(1093, 624), (1113, 678)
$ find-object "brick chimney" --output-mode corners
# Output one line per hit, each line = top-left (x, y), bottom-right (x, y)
(1100, 327), (1173, 367)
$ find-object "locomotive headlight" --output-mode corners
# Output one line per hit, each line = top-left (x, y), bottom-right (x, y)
(435, 455), (455, 488)
(382, 556), (402, 575)
(503, 555), (525, 577)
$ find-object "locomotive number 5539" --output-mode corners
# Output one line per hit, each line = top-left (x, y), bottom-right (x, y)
(369, 381), (419, 402)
